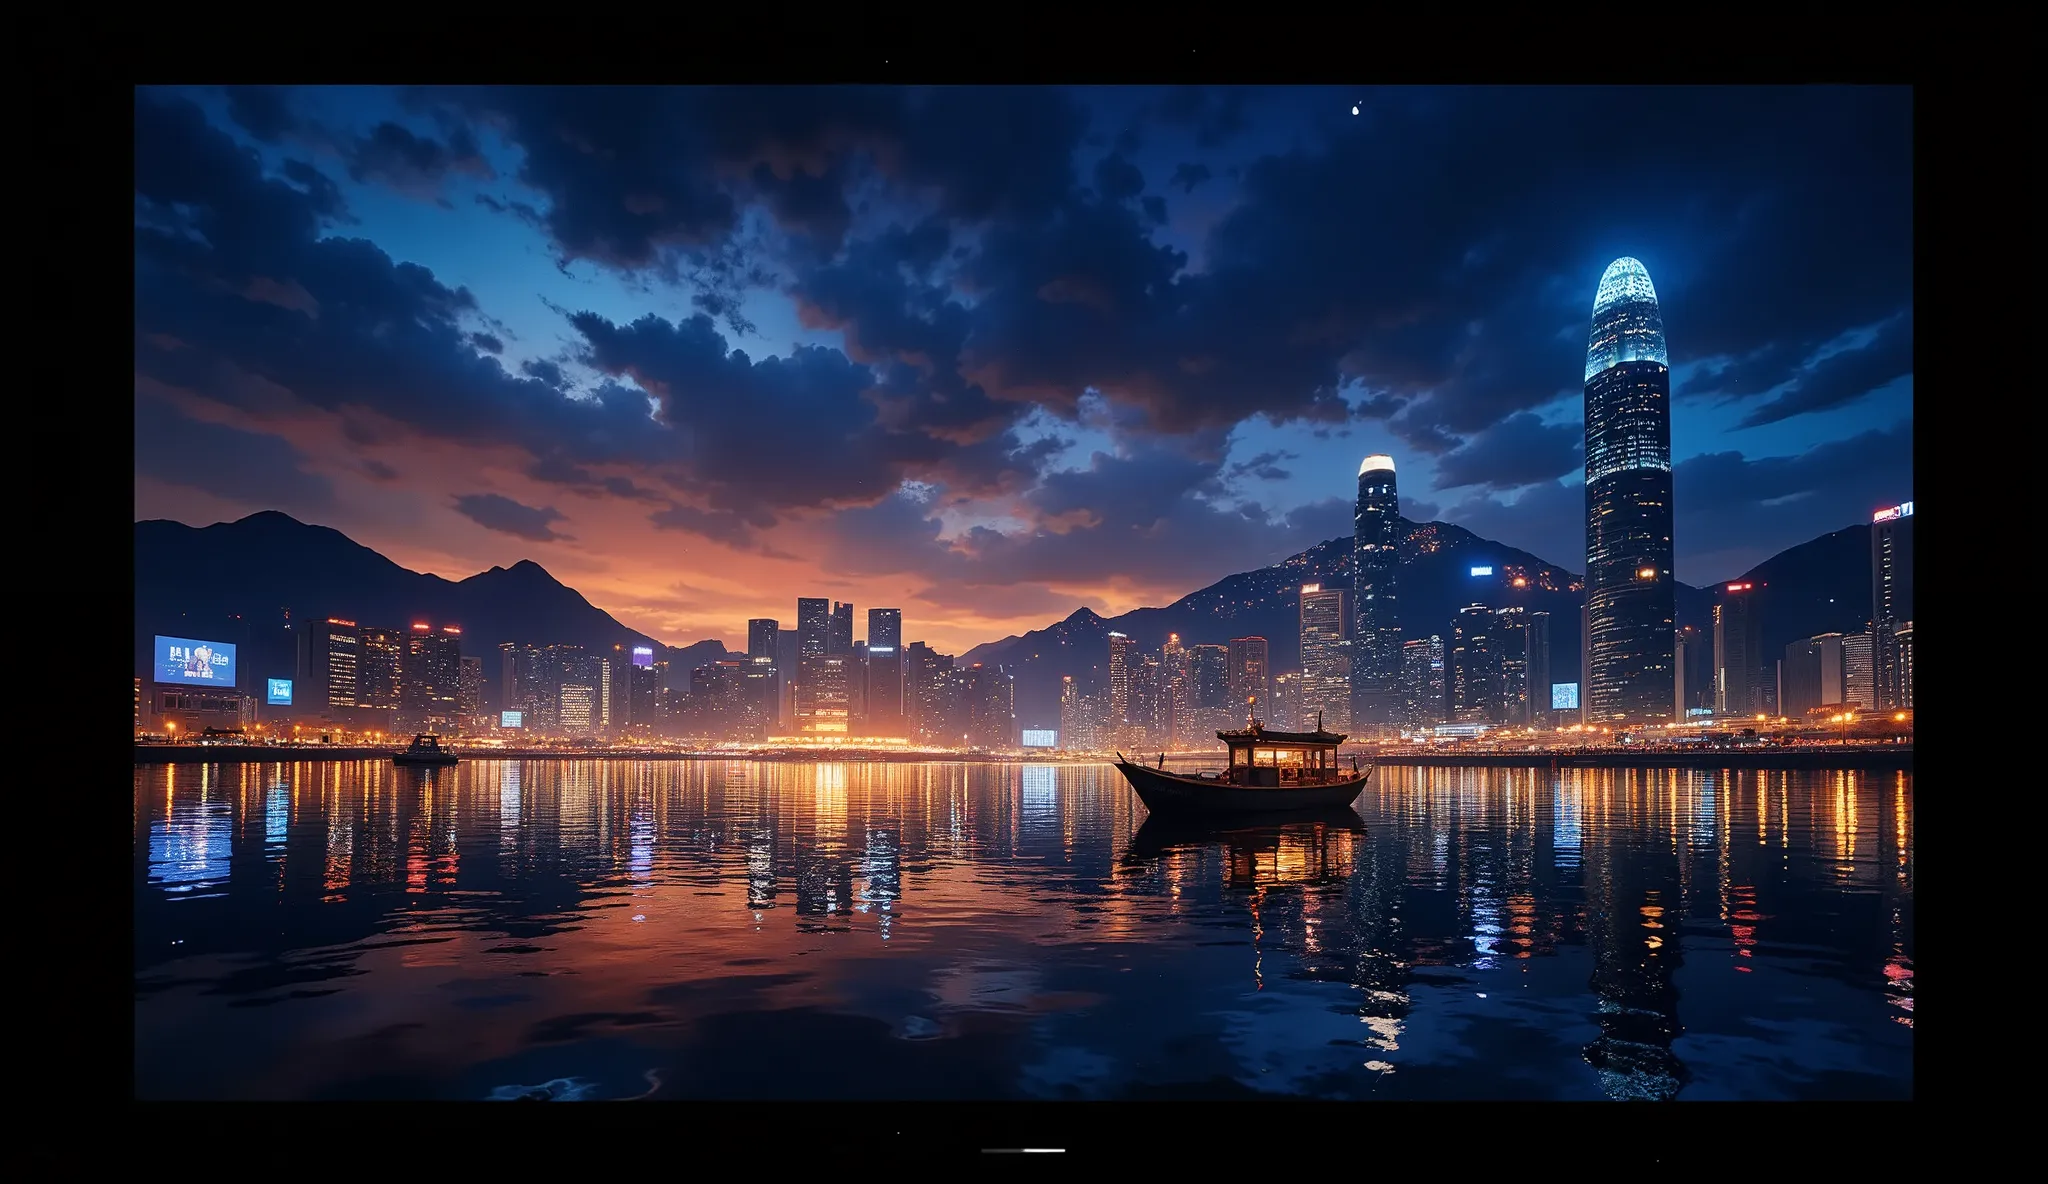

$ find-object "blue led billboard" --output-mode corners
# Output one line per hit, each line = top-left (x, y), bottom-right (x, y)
(1551, 682), (1580, 711)
(501, 710), (524, 729)
(266, 679), (293, 705)
(155, 636), (237, 687)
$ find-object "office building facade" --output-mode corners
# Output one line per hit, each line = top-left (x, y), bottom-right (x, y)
(1582, 257), (1677, 725)
(1713, 583), (1763, 717)
(1352, 454), (1403, 727)
(1298, 584), (1351, 732)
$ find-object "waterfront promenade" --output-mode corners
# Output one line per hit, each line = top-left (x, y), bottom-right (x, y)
(135, 743), (1911, 771)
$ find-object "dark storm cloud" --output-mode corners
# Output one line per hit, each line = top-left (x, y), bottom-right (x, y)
(135, 395), (333, 509)
(344, 120), (494, 197)
(823, 444), (1349, 595)
(222, 85), (297, 143)
(431, 85), (1083, 270)
(1432, 412), (1583, 492)
(1169, 162), (1213, 194)
(140, 84), (1911, 602)
(1228, 450), (1299, 482)
(1154, 86), (1253, 147)
(1735, 310), (1913, 428)
(131, 89), (1056, 548)
(452, 492), (570, 542)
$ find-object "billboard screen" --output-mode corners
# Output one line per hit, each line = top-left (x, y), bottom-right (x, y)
(1021, 729), (1057, 748)
(501, 710), (524, 729)
(1551, 682), (1580, 711)
(1470, 565), (1494, 577)
(154, 636), (237, 687)
(632, 646), (654, 668)
(266, 679), (293, 705)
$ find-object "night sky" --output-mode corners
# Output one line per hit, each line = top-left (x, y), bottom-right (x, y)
(133, 86), (1913, 655)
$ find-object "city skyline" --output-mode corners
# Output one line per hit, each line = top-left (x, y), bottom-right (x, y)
(133, 86), (1912, 659)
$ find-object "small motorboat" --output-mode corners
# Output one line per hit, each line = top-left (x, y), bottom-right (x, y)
(1113, 711), (1370, 817)
(392, 733), (460, 767)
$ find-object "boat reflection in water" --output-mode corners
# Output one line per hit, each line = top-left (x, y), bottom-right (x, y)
(1124, 808), (1365, 890)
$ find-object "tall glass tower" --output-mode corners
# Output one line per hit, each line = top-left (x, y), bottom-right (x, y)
(1582, 257), (1675, 725)
(1352, 454), (1402, 727)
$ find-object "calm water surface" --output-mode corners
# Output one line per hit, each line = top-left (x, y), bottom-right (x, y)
(134, 761), (1913, 1100)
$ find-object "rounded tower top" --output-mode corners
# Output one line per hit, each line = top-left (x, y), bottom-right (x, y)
(1585, 257), (1669, 382)
(1358, 453), (1396, 477)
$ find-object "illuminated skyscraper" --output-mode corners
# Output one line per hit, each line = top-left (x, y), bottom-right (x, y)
(1401, 636), (1445, 727)
(1107, 632), (1135, 729)
(1227, 636), (1271, 724)
(795, 597), (828, 731)
(1352, 454), (1403, 727)
(866, 608), (904, 737)
(1870, 501), (1914, 709)
(1298, 584), (1351, 732)
(1583, 257), (1676, 724)
(399, 623), (462, 732)
(747, 618), (779, 661)
(829, 602), (854, 655)
(1451, 604), (1500, 724)
(297, 617), (360, 715)
(1713, 582), (1763, 717)
(1842, 631), (1876, 710)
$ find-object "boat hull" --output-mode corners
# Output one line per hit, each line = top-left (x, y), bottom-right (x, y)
(1115, 760), (1369, 816)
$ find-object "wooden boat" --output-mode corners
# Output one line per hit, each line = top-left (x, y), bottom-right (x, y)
(392, 733), (459, 767)
(1114, 712), (1371, 817)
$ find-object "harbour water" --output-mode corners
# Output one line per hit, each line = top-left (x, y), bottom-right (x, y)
(134, 760), (1913, 1100)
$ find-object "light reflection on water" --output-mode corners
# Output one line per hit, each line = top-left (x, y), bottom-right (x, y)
(134, 761), (1912, 1101)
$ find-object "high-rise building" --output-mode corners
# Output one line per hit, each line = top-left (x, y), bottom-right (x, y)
(296, 617), (361, 716)
(907, 642), (954, 742)
(1893, 621), (1913, 710)
(1191, 643), (1231, 733)
(1526, 611), (1552, 727)
(1870, 501), (1915, 709)
(1451, 604), (1500, 724)
(1059, 676), (1082, 750)
(1497, 606), (1530, 726)
(1352, 454), (1403, 727)
(1713, 583), (1763, 717)
(1782, 632), (1847, 718)
(1161, 633), (1188, 747)
(963, 663), (1015, 748)
(849, 640), (870, 732)
(1270, 671), (1303, 731)
(458, 655), (483, 726)
(399, 623), (462, 732)
(1227, 636), (1271, 725)
(740, 658), (778, 738)
(829, 602), (854, 655)
(358, 626), (405, 712)
(1673, 624), (1711, 719)
(795, 597), (828, 731)
(1583, 257), (1676, 725)
(811, 656), (849, 734)
(500, 643), (548, 727)
(747, 619), (779, 661)
(629, 652), (660, 735)
(134, 677), (144, 731)
(1107, 632), (1135, 730)
(866, 608), (905, 737)
(1842, 631), (1876, 710)
(1298, 584), (1351, 733)
(1401, 635), (1446, 727)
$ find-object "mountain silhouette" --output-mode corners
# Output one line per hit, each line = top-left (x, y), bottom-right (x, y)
(963, 517), (1876, 730)
(133, 511), (728, 707)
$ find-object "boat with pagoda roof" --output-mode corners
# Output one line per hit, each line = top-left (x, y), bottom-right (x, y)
(1114, 710), (1371, 816)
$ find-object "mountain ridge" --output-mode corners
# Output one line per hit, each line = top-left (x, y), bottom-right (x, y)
(133, 513), (730, 707)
